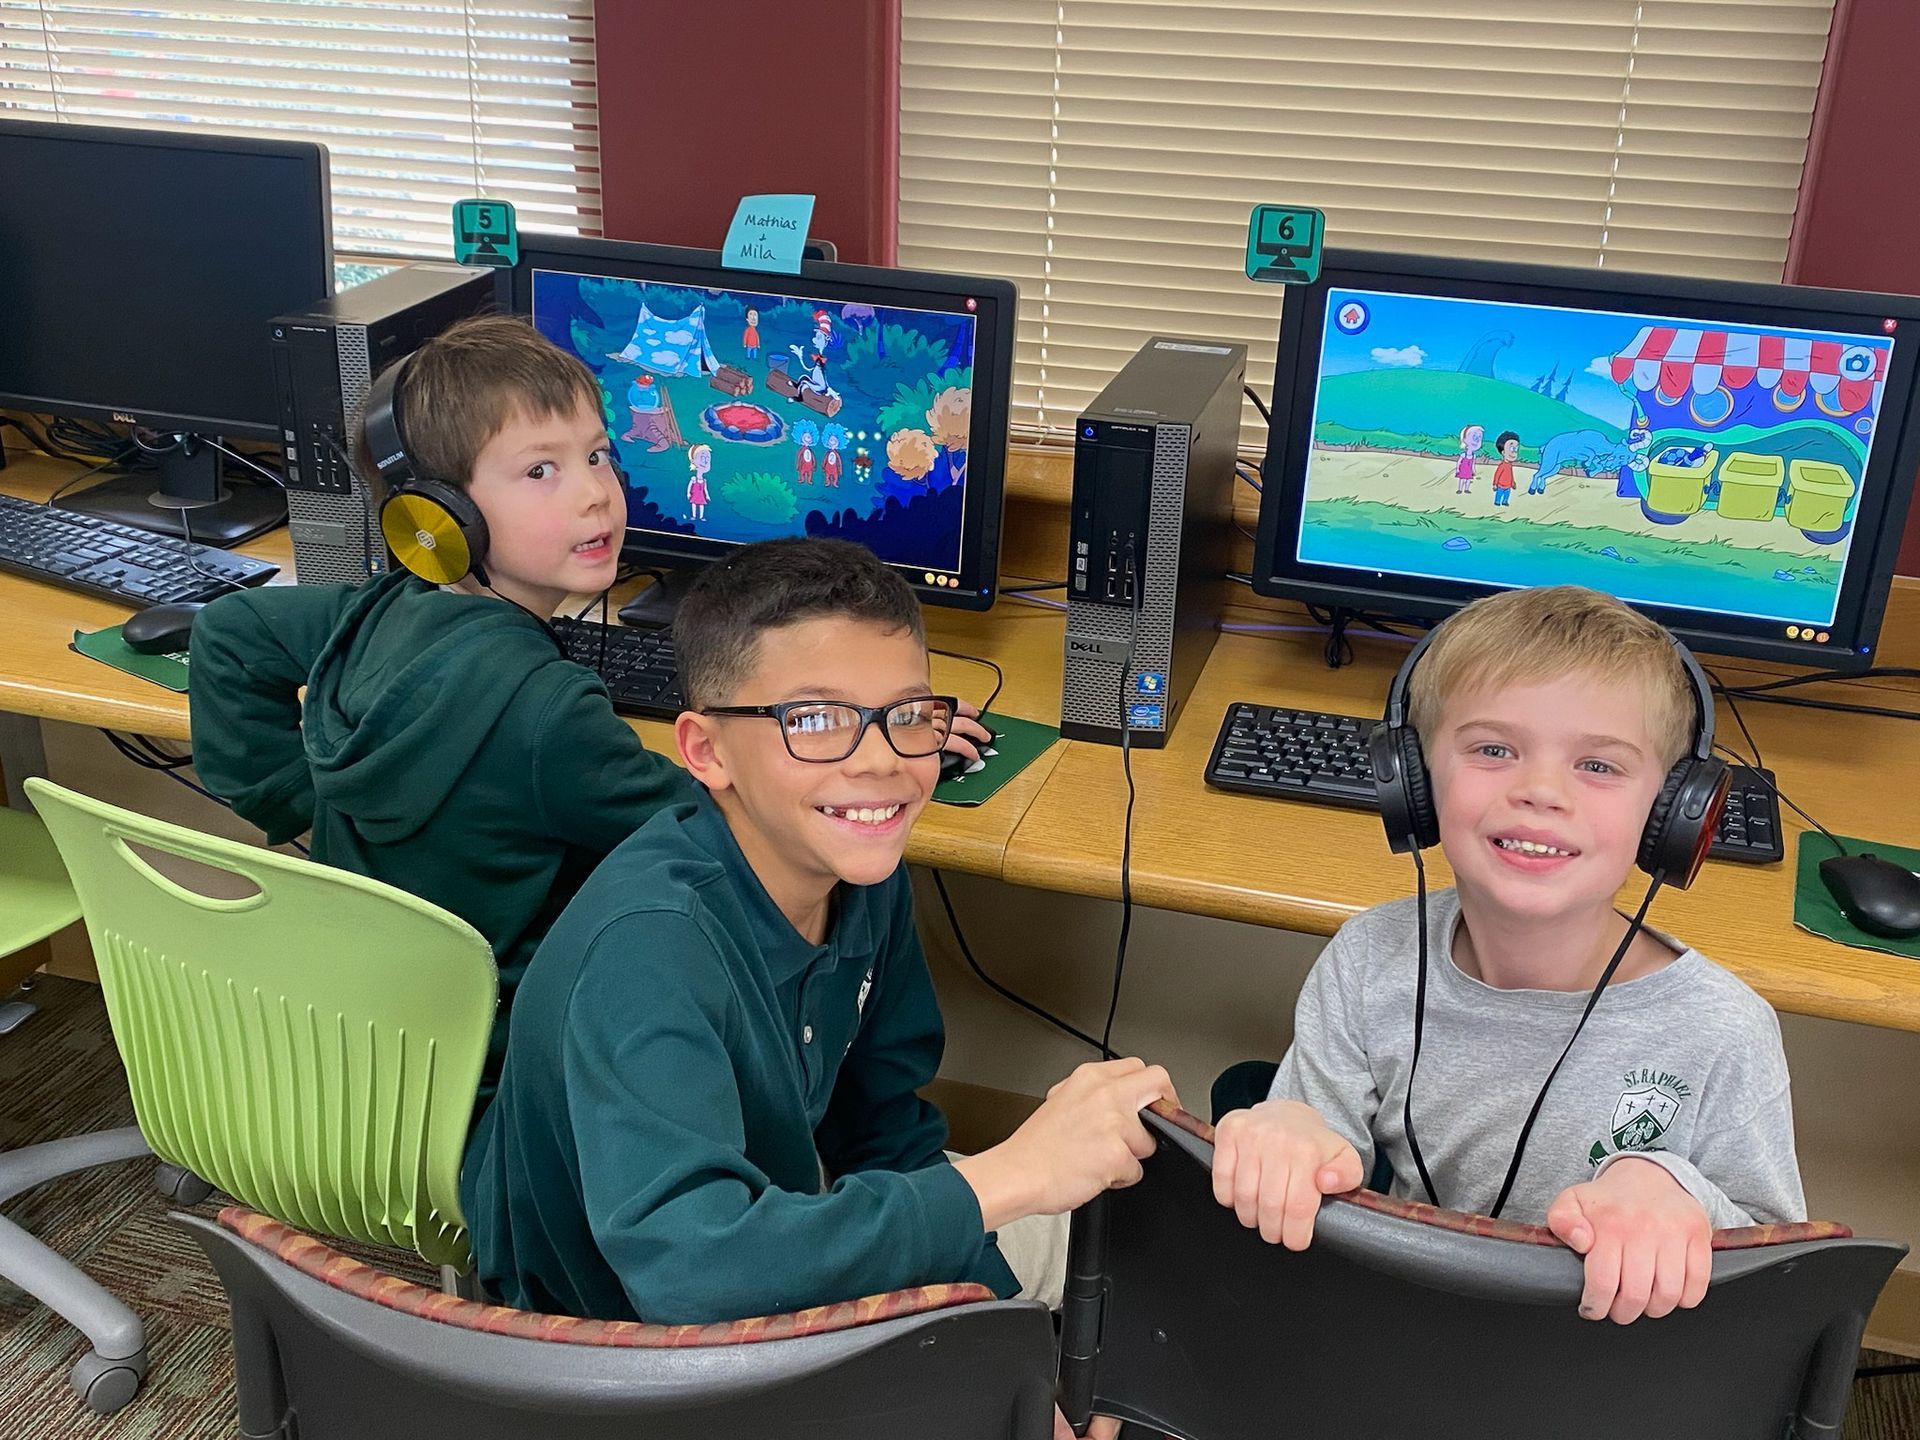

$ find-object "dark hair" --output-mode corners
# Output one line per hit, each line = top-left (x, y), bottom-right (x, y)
(676, 538), (926, 709)
(1494, 429), (1520, 452)
(355, 314), (602, 496)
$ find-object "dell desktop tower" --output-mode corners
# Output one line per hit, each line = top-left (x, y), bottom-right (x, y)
(1061, 337), (1245, 747)
(269, 264), (496, 584)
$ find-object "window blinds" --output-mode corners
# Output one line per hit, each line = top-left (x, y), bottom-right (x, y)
(0, 1), (598, 260)
(900, 1), (1836, 442)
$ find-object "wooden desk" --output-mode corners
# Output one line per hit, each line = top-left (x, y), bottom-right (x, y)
(6, 449), (1920, 1031)
(1006, 595), (1920, 1034)
(0, 451), (1065, 884)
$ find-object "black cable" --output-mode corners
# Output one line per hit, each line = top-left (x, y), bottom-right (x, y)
(45, 444), (140, 507)
(100, 730), (311, 857)
(1234, 461), (1263, 495)
(1719, 666), (1920, 696)
(1706, 689), (1920, 724)
(1857, 1361), (1920, 1379)
(1, 415), (109, 463)
(1323, 608), (1355, 669)
(1242, 384), (1272, 428)
(173, 501), (252, 598)
(1100, 578), (1144, 1060)
(1709, 740), (1850, 859)
(1705, 668), (1766, 772)
(927, 645), (1004, 715)
(931, 870), (1102, 1052)
(1001, 580), (1068, 594)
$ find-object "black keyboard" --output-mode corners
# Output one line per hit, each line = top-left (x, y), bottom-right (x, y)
(0, 491), (277, 606)
(552, 616), (686, 719)
(1204, 701), (1785, 865)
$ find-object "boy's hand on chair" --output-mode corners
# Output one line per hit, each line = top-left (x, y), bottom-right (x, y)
(957, 1058), (1178, 1229)
(1546, 1158), (1712, 1324)
(1211, 1099), (1364, 1251)
(1053, 1407), (1122, 1440)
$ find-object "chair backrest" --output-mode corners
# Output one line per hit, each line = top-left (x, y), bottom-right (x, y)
(1060, 1104), (1907, 1440)
(0, 803), (82, 960)
(177, 1209), (1059, 1440)
(27, 779), (496, 1270)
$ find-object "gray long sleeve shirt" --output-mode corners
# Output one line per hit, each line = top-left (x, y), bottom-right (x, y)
(1269, 889), (1805, 1227)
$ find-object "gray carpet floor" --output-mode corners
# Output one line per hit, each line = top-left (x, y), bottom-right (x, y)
(2, 973), (1916, 1437)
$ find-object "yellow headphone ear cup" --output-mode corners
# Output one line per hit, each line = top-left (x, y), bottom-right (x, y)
(381, 490), (475, 585)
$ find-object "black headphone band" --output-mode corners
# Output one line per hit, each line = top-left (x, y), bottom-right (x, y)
(1384, 616), (1716, 762)
(362, 351), (416, 489)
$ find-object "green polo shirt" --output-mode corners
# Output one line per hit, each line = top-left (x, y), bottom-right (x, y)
(460, 794), (1017, 1323)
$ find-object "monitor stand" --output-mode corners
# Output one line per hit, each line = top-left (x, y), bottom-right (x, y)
(616, 567), (698, 628)
(54, 437), (287, 546)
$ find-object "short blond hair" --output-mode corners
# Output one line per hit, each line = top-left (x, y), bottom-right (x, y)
(1407, 586), (1695, 768)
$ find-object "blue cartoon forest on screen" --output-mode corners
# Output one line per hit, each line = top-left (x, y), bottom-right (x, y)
(1298, 287), (1894, 629)
(532, 270), (981, 580)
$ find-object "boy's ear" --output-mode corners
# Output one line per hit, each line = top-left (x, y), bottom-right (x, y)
(674, 710), (733, 793)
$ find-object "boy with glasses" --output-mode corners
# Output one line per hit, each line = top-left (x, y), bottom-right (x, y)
(463, 538), (1175, 1372)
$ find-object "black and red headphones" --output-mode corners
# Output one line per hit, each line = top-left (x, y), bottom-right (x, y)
(1367, 616), (1732, 1217)
(1369, 623), (1731, 889)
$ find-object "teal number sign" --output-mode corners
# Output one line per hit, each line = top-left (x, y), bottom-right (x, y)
(452, 199), (519, 268)
(1245, 205), (1324, 285)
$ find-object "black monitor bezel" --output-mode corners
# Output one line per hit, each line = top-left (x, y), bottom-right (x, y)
(507, 233), (1015, 612)
(0, 116), (333, 443)
(1251, 249), (1920, 671)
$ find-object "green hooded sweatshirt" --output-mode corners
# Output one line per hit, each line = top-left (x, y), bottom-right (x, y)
(188, 571), (696, 1104)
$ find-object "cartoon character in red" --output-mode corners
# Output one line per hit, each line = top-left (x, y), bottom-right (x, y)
(1491, 430), (1520, 507)
(821, 423), (848, 488)
(794, 419), (819, 485)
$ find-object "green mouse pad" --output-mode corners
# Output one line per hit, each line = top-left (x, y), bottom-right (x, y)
(71, 625), (191, 693)
(1793, 831), (1920, 961)
(933, 711), (1058, 807)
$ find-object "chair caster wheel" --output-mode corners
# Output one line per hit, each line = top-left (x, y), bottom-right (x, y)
(71, 1346), (146, 1414)
(155, 1162), (215, 1204)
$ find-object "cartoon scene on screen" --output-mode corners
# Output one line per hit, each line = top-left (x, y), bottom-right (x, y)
(1297, 288), (1894, 627)
(531, 269), (980, 584)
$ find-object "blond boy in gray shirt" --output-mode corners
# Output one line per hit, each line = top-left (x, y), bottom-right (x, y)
(1213, 586), (1803, 1326)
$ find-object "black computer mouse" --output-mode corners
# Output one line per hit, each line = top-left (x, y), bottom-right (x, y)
(939, 748), (971, 783)
(1818, 853), (1920, 940)
(122, 601), (206, 656)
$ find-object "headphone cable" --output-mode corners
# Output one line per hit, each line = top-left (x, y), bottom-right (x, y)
(1403, 872), (1665, 1216)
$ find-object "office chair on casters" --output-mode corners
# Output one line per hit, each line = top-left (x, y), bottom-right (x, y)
(0, 799), (164, 1414)
(1059, 1102), (1906, 1440)
(25, 778), (498, 1393)
(175, 1205), (1059, 1440)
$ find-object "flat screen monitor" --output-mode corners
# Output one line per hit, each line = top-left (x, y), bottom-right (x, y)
(511, 235), (1015, 611)
(1251, 250), (1920, 670)
(0, 117), (333, 443)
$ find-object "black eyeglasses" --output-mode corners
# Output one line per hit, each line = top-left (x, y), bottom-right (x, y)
(700, 695), (959, 763)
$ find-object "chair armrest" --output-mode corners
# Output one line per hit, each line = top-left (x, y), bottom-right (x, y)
(217, 1206), (998, 1347)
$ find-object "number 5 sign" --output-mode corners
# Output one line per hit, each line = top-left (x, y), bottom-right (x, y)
(453, 198), (519, 267)
(1245, 205), (1324, 285)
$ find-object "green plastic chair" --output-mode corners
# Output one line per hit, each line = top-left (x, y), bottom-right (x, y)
(25, 779), (499, 1281)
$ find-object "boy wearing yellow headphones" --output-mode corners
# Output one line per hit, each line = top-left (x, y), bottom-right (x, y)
(1209, 587), (1804, 1326)
(189, 315), (698, 1113)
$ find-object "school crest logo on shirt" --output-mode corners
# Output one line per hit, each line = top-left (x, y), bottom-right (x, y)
(855, 969), (874, 1019)
(1610, 1086), (1681, 1149)
(1588, 1068), (1691, 1166)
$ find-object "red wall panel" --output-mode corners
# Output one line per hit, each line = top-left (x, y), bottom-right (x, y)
(592, 3), (900, 265)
